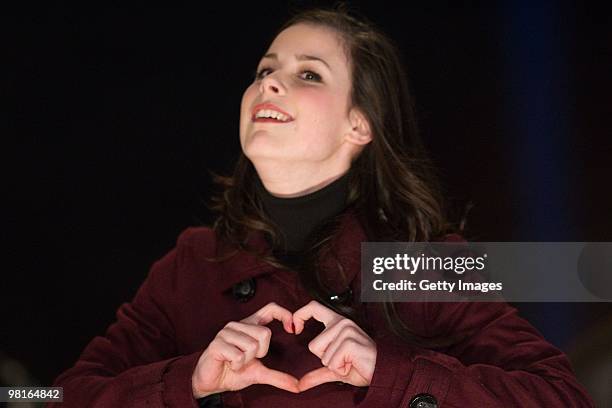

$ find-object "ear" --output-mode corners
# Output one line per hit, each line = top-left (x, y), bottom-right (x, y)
(344, 108), (372, 146)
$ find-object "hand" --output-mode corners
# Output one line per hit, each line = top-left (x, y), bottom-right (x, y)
(192, 302), (300, 398)
(293, 300), (377, 392)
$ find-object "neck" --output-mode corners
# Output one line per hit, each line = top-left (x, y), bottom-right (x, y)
(255, 171), (350, 253)
(253, 160), (351, 197)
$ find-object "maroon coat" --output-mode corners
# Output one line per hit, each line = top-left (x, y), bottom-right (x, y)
(49, 209), (594, 407)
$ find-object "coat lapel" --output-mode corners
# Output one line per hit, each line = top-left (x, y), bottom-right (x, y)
(214, 229), (276, 293)
(214, 207), (368, 295)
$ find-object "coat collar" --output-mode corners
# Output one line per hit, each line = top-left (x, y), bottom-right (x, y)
(214, 207), (367, 294)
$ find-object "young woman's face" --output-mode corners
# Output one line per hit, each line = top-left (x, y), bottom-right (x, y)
(240, 23), (354, 168)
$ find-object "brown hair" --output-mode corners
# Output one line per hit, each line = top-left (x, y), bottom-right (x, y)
(207, 3), (463, 348)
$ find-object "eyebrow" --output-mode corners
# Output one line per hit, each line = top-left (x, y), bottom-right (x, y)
(262, 53), (331, 71)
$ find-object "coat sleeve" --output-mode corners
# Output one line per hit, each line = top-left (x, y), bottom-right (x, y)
(46, 228), (204, 408)
(357, 301), (595, 407)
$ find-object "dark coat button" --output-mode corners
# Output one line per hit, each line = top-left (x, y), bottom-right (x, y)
(409, 393), (438, 408)
(329, 287), (352, 305)
(232, 278), (256, 302)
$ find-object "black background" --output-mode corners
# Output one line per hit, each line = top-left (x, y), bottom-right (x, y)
(4, 1), (612, 393)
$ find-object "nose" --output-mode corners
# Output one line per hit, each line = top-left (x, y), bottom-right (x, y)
(259, 73), (286, 96)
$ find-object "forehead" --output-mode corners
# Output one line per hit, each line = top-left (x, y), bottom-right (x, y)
(266, 23), (350, 68)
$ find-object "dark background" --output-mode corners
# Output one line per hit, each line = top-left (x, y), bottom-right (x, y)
(4, 1), (612, 404)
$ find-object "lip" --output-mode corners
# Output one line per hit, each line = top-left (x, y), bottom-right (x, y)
(251, 102), (294, 122)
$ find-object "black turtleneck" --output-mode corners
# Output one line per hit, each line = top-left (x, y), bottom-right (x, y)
(255, 172), (350, 257)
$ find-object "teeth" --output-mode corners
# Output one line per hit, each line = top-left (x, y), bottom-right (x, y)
(255, 109), (290, 121)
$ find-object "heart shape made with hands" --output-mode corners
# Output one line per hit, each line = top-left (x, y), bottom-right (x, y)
(249, 300), (377, 393)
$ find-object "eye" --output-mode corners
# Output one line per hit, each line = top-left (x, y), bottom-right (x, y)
(253, 67), (323, 83)
(299, 70), (322, 82)
(254, 67), (272, 80)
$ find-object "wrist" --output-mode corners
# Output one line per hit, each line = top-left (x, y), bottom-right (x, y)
(192, 381), (216, 399)
(192, 374), (216, 399)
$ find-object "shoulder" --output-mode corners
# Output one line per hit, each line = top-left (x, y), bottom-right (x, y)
(172, 225), (220, 265)
(144, 226), (222, 296)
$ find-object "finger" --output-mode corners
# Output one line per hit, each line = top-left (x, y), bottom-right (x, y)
(224, 321), (273, 358)
(210, 337), (246, 371)
(293, 300), (342, 335)
(242, 302), (294, 334)
(308, 319), (355, 359)
(298, 367), (341, 392)
(320, 325), (366, 366)
(217, 327), (259, 365)
(327, 340), (371, 385)
(328, 350), (352, 377)
(252, 364), (300, 394)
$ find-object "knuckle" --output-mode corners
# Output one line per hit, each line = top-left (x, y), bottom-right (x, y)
(259, 303), (275, 316)
(217, 332), (229, 342)
(256, 344), (268, 358)
(208, 338), (221, 351)
(337, 318), (349, 327)
(260, 326), (272, 339)
(246, 337), (259, 351)
(344, 338), (359, 349)
(342, 324), (359, 336)
(231, 350), (244, 364)
(214, 330), (228, 342)
(344, 318), (357, 328)
(335, 319), (351, 332)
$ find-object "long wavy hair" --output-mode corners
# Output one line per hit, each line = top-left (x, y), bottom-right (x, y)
(207, 4), (465, 348)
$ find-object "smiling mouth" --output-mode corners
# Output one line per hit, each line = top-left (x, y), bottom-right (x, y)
(252, 117), (294, 124)
(251, 104), (295, 123)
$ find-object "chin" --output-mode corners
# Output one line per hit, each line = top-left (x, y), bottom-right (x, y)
(243, 137), (283, 159)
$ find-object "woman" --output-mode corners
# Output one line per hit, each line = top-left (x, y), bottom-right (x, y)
(49, 6), (594, 407)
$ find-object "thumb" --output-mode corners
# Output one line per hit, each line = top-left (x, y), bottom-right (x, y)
(298, 367), (341, 392)
(250, 364), (300, 393)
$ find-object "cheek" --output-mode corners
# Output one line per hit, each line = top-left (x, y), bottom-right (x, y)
(239, 86), (257, 134)
(241, 86), (257, 119)
(298, 88), (347, 137)
(299, 87), (336, 110)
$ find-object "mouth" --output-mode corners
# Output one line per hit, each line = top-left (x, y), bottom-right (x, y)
(252, 116), (293, 124)
(251, 102), (294, 124)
